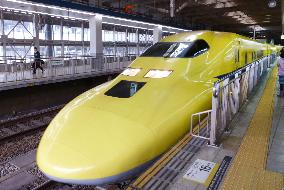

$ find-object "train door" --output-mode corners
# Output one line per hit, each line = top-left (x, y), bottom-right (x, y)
(234, 40), (241, 69)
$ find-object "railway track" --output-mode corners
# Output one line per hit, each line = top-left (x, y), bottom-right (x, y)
(0, 105), (62, 190)
(31, 178), (132, 190)
(0, 105), (63, 143)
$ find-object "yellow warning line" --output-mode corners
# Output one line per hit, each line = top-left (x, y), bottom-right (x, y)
(127, 118), (208, 190)
(221, 67), (284, 190)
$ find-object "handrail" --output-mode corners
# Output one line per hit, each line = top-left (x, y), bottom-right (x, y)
(0, 54), (137, 64)
(0, 54), (135, 84)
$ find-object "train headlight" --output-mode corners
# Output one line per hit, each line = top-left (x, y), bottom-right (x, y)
(121, 68), (141, 76)
(144, 70), (173, 78)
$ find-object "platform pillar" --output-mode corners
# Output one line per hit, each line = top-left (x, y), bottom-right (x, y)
(33, 14), (40, 51)
(81, 21), (85, 56)
(125, 28), (129, 56)
(153, 25), (162, 44)
(89, 14), (103, 56)
(45, 24), (53, 57)
(0, 10), (6, 62)
(60, 19), (64, 57)
(135, 28), (140, 56)
(114, 26), (117, 59)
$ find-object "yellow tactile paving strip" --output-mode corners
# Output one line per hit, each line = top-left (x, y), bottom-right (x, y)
(221, 67), (284, 190)
(127, 118), (208, 190)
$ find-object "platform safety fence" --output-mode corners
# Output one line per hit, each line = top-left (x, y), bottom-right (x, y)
(191, 54), (276, 145)
(0, 54), (136, 84)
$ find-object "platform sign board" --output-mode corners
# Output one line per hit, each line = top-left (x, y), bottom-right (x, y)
(183, 159), (217, 184)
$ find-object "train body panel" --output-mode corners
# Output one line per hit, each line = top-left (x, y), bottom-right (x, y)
(37, 31), (278, 185)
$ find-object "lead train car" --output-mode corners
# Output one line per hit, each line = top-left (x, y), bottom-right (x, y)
(37, 31), (276, 185)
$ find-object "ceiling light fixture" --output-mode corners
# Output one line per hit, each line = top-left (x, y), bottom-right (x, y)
(268, 0), (277, 8)
(225, 11), (257, 25)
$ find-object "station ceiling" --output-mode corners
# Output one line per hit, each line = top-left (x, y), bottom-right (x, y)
(101, 0), (282, 43)
(3, 0), (283, 43)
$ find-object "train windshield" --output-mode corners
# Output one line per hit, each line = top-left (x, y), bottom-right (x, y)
(141, 39), (209, 58)
(105, 80), (146, 98)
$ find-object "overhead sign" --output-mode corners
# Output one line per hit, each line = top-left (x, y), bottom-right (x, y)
(183, 159), (218, 184)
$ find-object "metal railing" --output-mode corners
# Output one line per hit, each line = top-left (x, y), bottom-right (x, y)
(190, 110), (212, 140)
(0, 54), (136, 84)
(190, 54), (276, 146)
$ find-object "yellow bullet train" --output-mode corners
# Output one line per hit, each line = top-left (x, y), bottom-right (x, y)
(37, 31), (276, 185)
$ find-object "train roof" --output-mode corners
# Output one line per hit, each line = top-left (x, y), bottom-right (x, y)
(161, 30), (267, 46)
(160, 30), (216, 43)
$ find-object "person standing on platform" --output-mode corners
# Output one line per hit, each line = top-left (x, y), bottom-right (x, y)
(278, 48), (284, 97)
(33, 47), (44, 74)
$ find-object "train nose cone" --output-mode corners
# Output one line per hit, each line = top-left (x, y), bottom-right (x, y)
(37, 105), (155, 184)
(37, 140), (100, 180)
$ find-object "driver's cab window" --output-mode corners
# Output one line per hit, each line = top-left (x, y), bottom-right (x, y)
(183, 40), (209, 58)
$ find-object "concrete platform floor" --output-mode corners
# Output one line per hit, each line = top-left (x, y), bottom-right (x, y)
(267, 90), (284, 173)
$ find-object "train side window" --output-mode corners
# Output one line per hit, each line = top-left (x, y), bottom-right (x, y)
(105, 80), (146, 98)
(245, 52), (248, 64)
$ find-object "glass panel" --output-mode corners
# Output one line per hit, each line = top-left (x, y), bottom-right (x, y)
(69, 27), (76, 41)
(128, 47), (137, 55)
(5, 20), (33, 39)
(105, 80), (146, 98)
(139, 33), (146, 43)
(23, 22), (33, 39)
(182, 40), (209, 57)
(128, 32), (137, 43)
(4, 20), (17, 36)
(117, 47), (126, 56)
(54, 46), (62, 57)
(53, 25), (61, 40)
(64, 46), (77, 55)
(84, 46), (90, 55)
(84, 28), (90, 41)
(39, 46), (47, 57)
(39, 28), (45, 40)
(147, 34), (153, 43)
(63, 26), (69, 41)
(5, 46), (33, 60)
(141, 40), (209, 58)
(141, 42), (174, 57)
(104, 30), (114, 42)
(75, 27), (82, 41)
(76, 46), (82, 55)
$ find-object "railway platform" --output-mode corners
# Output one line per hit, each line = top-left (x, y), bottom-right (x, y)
(128, 58), (284, 190)
(0, 55), (133, 91)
